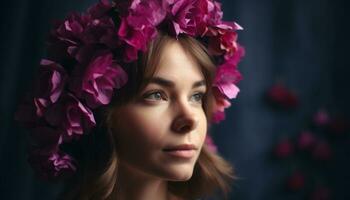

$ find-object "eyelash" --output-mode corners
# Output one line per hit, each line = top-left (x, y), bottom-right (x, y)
(143, 91), (205, 103)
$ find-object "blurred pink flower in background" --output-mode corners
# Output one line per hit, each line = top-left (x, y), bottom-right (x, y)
(274, 138), (295, 158)
(266, 83), (299, 109)
(313, 109), (330, 127)
(297, 130), (316, 151)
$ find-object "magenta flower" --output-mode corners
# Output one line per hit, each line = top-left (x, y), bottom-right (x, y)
(192, 0), (225, 36)
(205, 0), (224, 26)
(80, 17), (120, 49)
(208, 26), (238, 58)
(48, 3), (118, 62)
(213, 58), (243, 99)
(44, 93), (96, 139)
(47, 13), (86, 61)
(212, 87), (231, 123)
(128, 0), (167, 27)
(18, 60), (67, 120)
(34, 59), (67, 105)
(274, 138), (295, 158)
(266, 83), (299, 109)
(87, 0), (112, 19)
(167, 0), (196, 36)
(117, 0), (167, 62)
(69, 53), (128, 108)
(313, 109), (330, 127)
(297, 130), (316, 151)
(213, 87), (231, 111)
(118, 18), (158, 62)
(28, 149), (76, 181)
(212, 111), (225, 123)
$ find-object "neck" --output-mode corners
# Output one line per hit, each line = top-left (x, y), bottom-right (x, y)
(114, 162), (173, 200)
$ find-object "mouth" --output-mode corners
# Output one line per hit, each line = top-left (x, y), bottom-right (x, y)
(163, 144), (198, 159)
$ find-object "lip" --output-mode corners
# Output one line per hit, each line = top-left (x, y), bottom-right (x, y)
(163, 144), (198, 151)
(163, 144), (197, 159)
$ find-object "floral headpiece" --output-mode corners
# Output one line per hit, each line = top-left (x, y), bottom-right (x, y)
(15, 0), (244, 181)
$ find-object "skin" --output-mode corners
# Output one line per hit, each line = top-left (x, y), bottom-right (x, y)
(110, 39), (208, 200)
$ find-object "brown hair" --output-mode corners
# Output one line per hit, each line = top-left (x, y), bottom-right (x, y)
(59, 33), (235, 200)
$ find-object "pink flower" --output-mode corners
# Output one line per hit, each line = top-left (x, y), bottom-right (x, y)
(213, 58), (243, 99)
(213, 87), (231, 112)
(297, 130), (316, 151)
(212, 111), (225, 123)
(48, 4), (118, 62)
(28, 149), (76, 181)
(167, 0), (196, 36)
(87, 0), (112, 18)
(44, 93), (96, 139)
(128, 0), (167, 27)
(192, 0), (225, 36)
(47, 13), (87, 62)
(312, 140), (332, 161)
(208, 24), (240, 59)
(205, 0), (224, 26)
(16, 60), (67, 122)
(69, 53), (128, 108)
(266, 83), (299, 109)
(118, 18), (157, 62)
(80, 17), (120, 49)
(286, 171), (305, 191)
(34, 59), (67, 106)
(117, 0), (167, 62)
(205, 134), (218, 153)
(313, 109), (330, 127)
(274, 138), (294, 158)
(212, 87), (231, 123)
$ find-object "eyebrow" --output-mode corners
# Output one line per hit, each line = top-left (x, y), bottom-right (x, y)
(147, 77), (206, 89)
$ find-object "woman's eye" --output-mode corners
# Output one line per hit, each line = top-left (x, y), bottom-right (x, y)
(143, 91), (166, 101)
(191, 92), (205, 103)
(143, 91), (204, 103)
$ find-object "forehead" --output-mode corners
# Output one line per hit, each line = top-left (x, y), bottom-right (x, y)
(153, 40), (204, 82)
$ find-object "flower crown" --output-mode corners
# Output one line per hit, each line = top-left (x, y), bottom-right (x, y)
(15, 0), (244, 181)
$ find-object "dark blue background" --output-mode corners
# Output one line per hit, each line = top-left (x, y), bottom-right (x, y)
(1, 0), (349, 199)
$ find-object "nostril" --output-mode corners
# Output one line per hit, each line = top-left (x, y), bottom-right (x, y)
(172, 118), (195, 133)
(179, 125), (191, 132)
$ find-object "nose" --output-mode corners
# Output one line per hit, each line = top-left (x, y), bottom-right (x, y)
(171, 100), (199, 134)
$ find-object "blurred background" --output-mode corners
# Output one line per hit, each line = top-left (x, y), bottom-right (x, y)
(1, 0), (349, 199)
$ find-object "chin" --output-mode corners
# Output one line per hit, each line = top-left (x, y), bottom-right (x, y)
(164, 164), (195, 181)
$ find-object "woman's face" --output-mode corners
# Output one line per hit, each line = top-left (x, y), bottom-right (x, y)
(111, 40), (208, 181)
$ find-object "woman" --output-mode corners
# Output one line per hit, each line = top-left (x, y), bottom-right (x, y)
(15, 0), (244, 199)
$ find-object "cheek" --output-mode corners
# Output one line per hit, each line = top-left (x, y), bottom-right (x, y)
(117, 106), (168, 142)
(112, 106), (169, 164)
